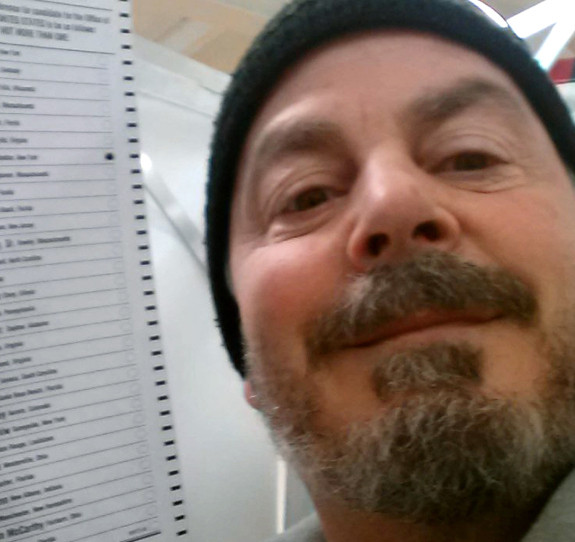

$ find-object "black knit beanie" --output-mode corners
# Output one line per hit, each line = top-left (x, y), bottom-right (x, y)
(206, 0), (575, 377)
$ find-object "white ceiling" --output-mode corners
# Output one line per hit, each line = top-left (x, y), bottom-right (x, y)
(133, 0), (575, 73)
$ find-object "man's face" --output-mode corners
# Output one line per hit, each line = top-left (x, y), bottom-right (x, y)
(229, 32), (575, 520)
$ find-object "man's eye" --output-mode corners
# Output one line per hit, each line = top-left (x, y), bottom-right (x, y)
(442, 152), (497, 172)
(285, 187), (331, 213)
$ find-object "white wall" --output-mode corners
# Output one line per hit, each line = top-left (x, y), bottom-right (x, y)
(134, 37), (281, 542)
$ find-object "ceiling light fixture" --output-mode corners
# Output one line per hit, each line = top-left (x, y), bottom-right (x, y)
(507, 0), (575, 70)
(508, 0), (566, 38)
(467, 0), (508, 27)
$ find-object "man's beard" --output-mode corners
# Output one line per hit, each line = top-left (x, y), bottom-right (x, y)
(245, 252), (575, 524)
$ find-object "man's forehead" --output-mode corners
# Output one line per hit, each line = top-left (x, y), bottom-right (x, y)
(242, 31), (528, 142)
(249, 77), (528, 153)
(236, 31), (535, 181)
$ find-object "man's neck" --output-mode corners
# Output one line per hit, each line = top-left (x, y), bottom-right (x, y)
(314, 498), (536, 542)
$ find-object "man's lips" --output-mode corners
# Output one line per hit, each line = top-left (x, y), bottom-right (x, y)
(346, 309), (501, 349)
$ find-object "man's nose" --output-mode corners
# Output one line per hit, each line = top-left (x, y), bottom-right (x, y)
(346, 159), (461, 271)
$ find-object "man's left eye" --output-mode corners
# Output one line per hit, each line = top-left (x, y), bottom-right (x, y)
(441, 152), (498, 172)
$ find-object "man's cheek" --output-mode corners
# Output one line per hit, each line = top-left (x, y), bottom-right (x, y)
(238, 252), (332, 328)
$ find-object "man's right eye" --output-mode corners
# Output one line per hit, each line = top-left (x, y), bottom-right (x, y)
(284, 187), (332, 213)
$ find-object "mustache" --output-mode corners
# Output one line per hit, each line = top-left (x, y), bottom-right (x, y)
(307, 251), (537, 356)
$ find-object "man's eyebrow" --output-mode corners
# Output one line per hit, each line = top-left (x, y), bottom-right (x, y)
(248, 119), (347, 178)
(403, 78), (526, 127)
(245, 79), (525, 179)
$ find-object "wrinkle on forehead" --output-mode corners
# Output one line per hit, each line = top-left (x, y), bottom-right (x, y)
(402, 77), (529, 130)
(241, 76), (531, 190)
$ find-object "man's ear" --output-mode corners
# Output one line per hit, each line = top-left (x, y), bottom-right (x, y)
(243, 379), (261, 410)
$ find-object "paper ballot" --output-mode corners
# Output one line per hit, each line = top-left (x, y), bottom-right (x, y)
(0, 1), (188, 540)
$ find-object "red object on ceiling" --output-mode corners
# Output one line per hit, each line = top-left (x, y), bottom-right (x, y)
(550, 58), (575, 83)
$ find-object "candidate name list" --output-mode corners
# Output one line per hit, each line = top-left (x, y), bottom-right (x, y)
(0, 2), (161, 542)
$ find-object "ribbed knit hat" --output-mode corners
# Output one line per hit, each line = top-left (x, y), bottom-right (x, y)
(206, 0), (575, 377)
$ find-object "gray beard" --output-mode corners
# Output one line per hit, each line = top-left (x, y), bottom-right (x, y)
(245, 253), (575, 524)
(249, 341), (575, 524)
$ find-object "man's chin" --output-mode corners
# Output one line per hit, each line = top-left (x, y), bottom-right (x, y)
(266, 344), (574, 524)
(282, 388), (568, 524)
(249, 329), (575, 525)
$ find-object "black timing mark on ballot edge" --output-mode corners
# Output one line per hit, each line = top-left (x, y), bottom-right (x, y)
(120, 1), (188, 533)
